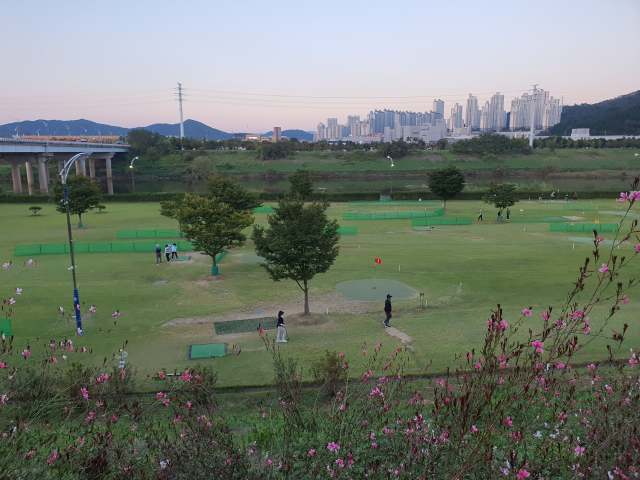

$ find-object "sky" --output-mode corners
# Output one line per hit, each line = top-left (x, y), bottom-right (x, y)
(2, 0), (639, 133)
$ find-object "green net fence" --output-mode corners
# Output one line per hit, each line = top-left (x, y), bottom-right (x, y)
(0, 318), (12, 337)
(511, 216), (574, 223)
(117, 229), (176, 239)
(338, 226), (357, 235)
(343, 208), (444, 220)
(380, 196), (391, 202)
(15, 240), (196, 256)
(550, 223), (618, 232)
(412, 217), (473, 226)
(252, 206), (275, 213)
(563, 204), (597, 211)
(348, 200), (441, 206)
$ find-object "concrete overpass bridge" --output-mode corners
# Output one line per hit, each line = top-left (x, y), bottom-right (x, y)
(0, 138), (130, 195)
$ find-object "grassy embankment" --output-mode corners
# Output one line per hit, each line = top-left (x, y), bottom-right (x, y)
(1, 199), (638, 390)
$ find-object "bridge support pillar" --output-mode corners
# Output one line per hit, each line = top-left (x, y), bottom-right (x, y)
(37, 158), (50, 194)
(105, 156), (113, 194)
(10, 162), (23, 194)
(25, 160), (36, 195)
(89, 158), (96, 180)
(75, 157), (87, 176)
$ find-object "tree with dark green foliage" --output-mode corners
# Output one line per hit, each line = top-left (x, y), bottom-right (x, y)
(427, 166), (465, 212)
(51, 175), (101, 225)
(251, 198), (340, 315)
(483, 181), (518, 211)
(255, 141), (294, 160)
(287, 169), (314, 200)
(126, 129), (164, 156)
(28, 206), (42, 216)
(206, 174), (261, 212)
(378, 139), (409, 158)
(173, 194), (254, 270)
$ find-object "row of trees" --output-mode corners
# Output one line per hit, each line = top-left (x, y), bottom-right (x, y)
(533, 134), (640, 150)
(161, 171), (338, 314)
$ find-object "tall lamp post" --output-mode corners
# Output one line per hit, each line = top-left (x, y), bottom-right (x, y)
(130, 156), (138, 193)
(60, 153), (87, 334)
(387, 156), (394, 193)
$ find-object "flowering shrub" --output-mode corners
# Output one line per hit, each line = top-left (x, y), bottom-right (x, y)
(310, 350), (349, 396)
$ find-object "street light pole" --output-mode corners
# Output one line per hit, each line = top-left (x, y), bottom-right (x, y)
(60, 153), (87, 334)
(130, 156), (138, 194)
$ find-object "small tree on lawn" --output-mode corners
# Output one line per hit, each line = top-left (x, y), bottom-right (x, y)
(96, 204), (106, 213)
(51, 174), (101, 225)
(287, 169), (314, 200)
(28, 206), (42, 216)
(427, 165), (465, 211)
(206, 174), (262, 212)
(251, 198), (339, 315)
(483, 181), (518, 211)
(174, 194), (254, 270)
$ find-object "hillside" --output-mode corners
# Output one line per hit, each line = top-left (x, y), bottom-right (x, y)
(262, 129), (314, 142)
(548, 90), (640, 136)
(143, 120), (230, 140)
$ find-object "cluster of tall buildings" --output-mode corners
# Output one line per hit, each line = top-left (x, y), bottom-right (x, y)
(313, 88), (563, 143)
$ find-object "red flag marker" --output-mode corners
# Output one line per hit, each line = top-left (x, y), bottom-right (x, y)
(375, 258), (381, 264)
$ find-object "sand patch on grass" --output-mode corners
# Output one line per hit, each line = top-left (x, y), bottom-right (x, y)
(562, 216), (585, 221)
(385, 326), (413, 344)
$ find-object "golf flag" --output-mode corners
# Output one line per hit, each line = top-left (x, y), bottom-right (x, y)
(375, 258), (382, 264)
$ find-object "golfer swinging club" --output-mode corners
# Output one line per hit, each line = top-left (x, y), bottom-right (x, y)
(276, 310), (287, 342)
(384, 294), (393, 328)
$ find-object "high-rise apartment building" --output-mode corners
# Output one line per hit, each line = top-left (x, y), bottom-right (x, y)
(466, 94), (479, 129)
(347, 115), (360, 126)
(316, 123), (326, 140)
(433, 99), (444, 118)
(488, 93), (506, 131)
(273, 127), (282, 142)
(327, 118), (338, 129)
(448, 103), (464, 131)
(508, 89), (562, 131)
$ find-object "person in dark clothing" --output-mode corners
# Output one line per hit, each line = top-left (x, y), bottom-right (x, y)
(164, 244), (172, 263)
(573, 192), (578, 201)
(565, 193), (569, 202)
(276, 310), (287, 342)
(383, 294), (393, 327)
(506, 208), (510, 220)
(478, 210), (483, 221)
(155, 244), (162, 265)
(497, 210), (503, 221)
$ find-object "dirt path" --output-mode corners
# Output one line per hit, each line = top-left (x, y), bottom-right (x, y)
(384, 326), (413, 344)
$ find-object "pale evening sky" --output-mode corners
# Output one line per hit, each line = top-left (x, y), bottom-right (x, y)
(2, 0), (639, 133)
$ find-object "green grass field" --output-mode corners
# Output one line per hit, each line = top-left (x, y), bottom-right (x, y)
(1, 199), (638, 389)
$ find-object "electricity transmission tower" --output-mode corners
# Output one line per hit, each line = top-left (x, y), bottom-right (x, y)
(529, 84), (538, 147)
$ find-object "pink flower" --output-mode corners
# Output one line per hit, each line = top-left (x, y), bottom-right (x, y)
(267, 460), (272, 466)
(532, 340), (544, 354)
(27, 259), (33, 265)
(0, 362), (6, 369)
(556, 363), (565, 369)
(636, 244), (640, 253)
(308, 449), (316, 456)
(620, 192), (629, 202)
(522, 309), (532, 316)
(498, 377), (505, 383)
(120, 370), (125, 379)
(631, 190), (640, 200)
(596, 236), (604, 244)
(8, 298), (16, 305)
(51, 358), (57, 364)
(47, 450), (59, 466)
(376, 344), (381, 350)
(158, 372), (164, 378)
(262, 413), (268, 418)
(621, 295), (629, 303)
(605, 385), (613, 393)
(24, 450), (35, 458)
(630, 358), (638, 368)
(156, 392), (164, 398)
(22, 349), (31, 358)
(2, 263), (10, 269)
(588, 364), (596, 371)
(499, 320), (508, 329)
(371, 442), (378, 449)
(466, 353), (472, 360)
(341, 364), (347, 370)
(259, 329), (265, 336)
(517, 469), (530, 479)
(339, 353), (344, 359)
(574, 445), (585, 456)
(112, 310), (120, 318)
(541, 312), (550, 321)
(362, 350), (367, 355)
(599, 263), (608, 273)
(89, 306), (96, 313)
(81, 347), (86, 353)
(162, 398), (169, 406)
(327, 442), (340, 452)
(503, 416), (513, 426)
(80, 388), (89, 401)
(471, 425), (479, 432)
(130, 424), (136, 431)
(15, 288), (22, 295)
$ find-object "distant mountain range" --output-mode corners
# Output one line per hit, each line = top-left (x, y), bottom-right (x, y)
(548, 90), (640, 136)
(0, 119), (314, 141)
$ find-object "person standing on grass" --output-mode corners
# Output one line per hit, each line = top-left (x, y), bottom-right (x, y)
(383, 294), (393, 328)
(574, 192), (578, 201)
(164, 244), (172, 263)
(171, 243), (178, 259)
(506, 208), (510, 220)
(155, 244), (162, 265)
(497, 209), (503, 221)
(276, 311), (287, 342)
(551, 191), (555, 200)
(478, 210), (483, 221)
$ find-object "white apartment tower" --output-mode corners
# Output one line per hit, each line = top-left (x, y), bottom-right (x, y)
(448, 103), (464, 131)
(466, 94), (479, 129)
(489, 92), (506, 131)
(432, 99), (445, 118)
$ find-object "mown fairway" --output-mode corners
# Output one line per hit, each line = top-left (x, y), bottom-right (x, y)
(1, 199), (638, 388)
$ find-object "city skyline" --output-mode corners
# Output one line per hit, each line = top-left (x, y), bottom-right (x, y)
(2, 0), (639, 132)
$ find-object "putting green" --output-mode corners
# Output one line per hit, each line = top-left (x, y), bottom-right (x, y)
(238, 253), (265, 264)
(336, 279), (417, 302)
(600, 211), (640, 219)
(568, 237), (621, 246)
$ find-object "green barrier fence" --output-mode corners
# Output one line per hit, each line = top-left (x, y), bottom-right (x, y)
(116, 229), (176, 239)
(348, 200), (441, 206)
(511, 216), (574, 223)
(252, 206), (275, 213)
(550, 223), (618, 232)
(563, 204), (597, 211)
(412, 217), (473, 226)
(342, 208), (444, 221)
(15, 240), (196, 256)
(338, 226), (357, 235)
